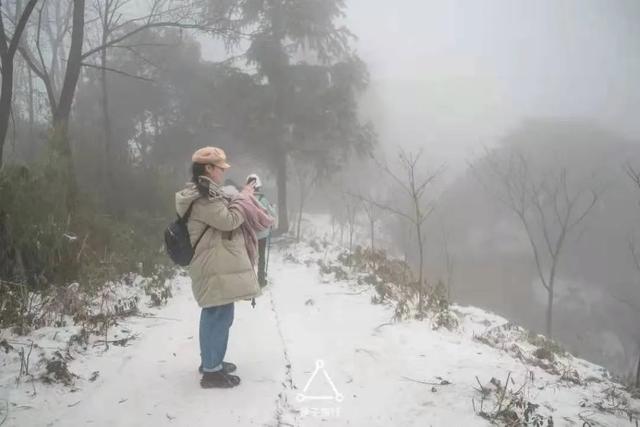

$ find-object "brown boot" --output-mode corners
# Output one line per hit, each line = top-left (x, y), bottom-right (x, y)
(200, 370), (241, 389)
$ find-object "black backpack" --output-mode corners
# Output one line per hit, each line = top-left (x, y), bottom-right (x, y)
(164, 200), (209, 266)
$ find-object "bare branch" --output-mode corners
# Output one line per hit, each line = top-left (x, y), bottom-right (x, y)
(118, 45), (162, 70)
(568, 190), (598, 230)
(531, 184), (556, 257)
(630, 238), (640, 277)
(517, 209), (550, 291)
(416, 164), (446, 198)
(347, 191), (415, 224)
(81, 61), (155, 82)
(609, 286), (640, 314)
(627, 163), (640, 190)
(81, 20), (220, 60)
(373, 154), (411, 196)
(0, 3), (10, 57)
(4, 0), (39, 57)
(418, 203), (435, 225)
(34, 2), (55, 96)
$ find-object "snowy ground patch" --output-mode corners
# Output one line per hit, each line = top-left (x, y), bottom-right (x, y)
(1, 235), (639, 426)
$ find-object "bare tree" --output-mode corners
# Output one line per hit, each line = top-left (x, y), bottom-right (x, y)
(344, 185), (383, 254)
(439, 219), (455, 301)
(94, 0), (119, 199)
(359, 191), (382, 253)
(18, 0), (231, 155)
(474, 150), (598, 338)
(624, 237), (640, 389)
(628, 164), (640, 190)
(17, 2), (67, 124)
(14, 0), (84, 161)
(7, 52), (39, 159)
(342, 192), (359, 253)
(624, 164), (640, 388)
(358, 149), (443, 313)
(54, 0), (85, 141)
(90, 0), (150, 208)
(0, 0), (39, 167)
(292, 159), (315, 242)
(330, 204), (346, 246)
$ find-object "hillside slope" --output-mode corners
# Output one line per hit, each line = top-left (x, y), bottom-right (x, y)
(2, 238), (639, 426)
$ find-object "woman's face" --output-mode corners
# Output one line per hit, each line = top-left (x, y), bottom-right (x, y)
(205, 164), (226, 185)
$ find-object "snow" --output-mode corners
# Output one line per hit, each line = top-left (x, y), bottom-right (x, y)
(2, 224), (640, 426)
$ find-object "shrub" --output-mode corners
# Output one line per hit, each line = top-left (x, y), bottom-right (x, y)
(323, 245), (456, 326)
(144, 267), (174, 307)
(0, 152), (172, 331)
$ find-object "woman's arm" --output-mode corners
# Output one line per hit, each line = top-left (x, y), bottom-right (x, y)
(195, 198), (245, 231)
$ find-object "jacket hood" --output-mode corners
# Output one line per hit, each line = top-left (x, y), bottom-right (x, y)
(175, 183), (201, 217)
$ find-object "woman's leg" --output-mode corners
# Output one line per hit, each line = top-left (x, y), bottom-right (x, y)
(219, 302), (234, 361)
(200, 303), (235, 372)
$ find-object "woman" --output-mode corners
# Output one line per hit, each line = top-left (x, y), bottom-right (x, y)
(246, 173), (277, 287)
(175, 146), (260, 389)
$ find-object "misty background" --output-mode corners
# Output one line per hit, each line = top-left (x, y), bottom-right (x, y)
(327, 0), (640, 377)
(348, 0), (640, 162)
(1, 0), (639, 384)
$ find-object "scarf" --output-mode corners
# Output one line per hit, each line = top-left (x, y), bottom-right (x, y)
(229, 194), (274, 266)
(198, 176), (274, 266)
(197, 176), (226, 200)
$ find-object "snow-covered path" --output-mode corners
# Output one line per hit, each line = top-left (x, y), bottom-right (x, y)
(8, 245), (478, 427)
(6, 242), (639, 426)
(10, 273), (287, 426)
(268, 248), (503, 427)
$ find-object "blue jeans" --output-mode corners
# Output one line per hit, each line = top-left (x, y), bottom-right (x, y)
(200, 303), (234, 372)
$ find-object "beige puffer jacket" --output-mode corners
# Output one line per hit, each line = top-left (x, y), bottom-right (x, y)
(175, 183), (260, 308)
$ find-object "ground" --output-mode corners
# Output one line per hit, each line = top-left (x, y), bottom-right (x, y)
(1, 238), (639, 426)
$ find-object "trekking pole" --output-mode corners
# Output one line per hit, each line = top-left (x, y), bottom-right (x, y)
(252, 234), (271, 309)
(265, 232), (272, 281)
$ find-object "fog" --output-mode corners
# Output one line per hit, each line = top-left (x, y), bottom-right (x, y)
(346, 0), (640, 170)
(1, 0), (640, 401)
(333, 0), (640, 377)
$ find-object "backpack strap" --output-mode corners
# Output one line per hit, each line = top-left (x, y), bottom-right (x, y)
(179, 199), (198, 223)
(193, 225), (210, 251)
(180, 196), (214, 252)
(178, 198), (209, 252)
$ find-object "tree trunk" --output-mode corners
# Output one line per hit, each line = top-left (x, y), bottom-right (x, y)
(546, 287), (554, 338)
(99, 1), (118, 213)
(370, 217), (375, 252)
(635, 346), (640, 388)
(52, 0), (84, 148)
(50, 0), (84, 210)
(296, 192), (303, 242)
(264, 15), (288, 236)
(349, 220), (354, 252)
(0, 0), (39, 168)
(0, 57), (14, 167)
(296, 208), (302, 242)
(545, 252), (561, 338)
(445, 250), (453, 302)
(416, 222), (425, 313)
(100, 41), (117, 211)
(27, 66), (35, 156)
(331, 215), (336, 240)
(275, 149), (289, 235)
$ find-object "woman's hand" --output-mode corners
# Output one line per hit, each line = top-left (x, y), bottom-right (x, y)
(241, 184), (255, 196)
